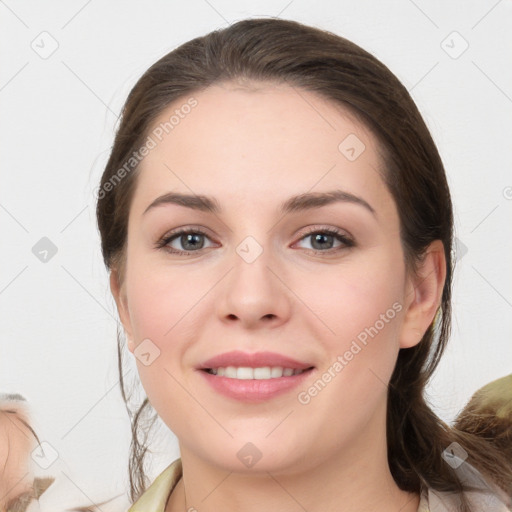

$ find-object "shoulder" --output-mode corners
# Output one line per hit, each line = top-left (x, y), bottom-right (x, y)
(417, 457), (510, 512)
(125, 457), (511, 512)
(128, 458), (183, 512)
(420, 486), (510, 512)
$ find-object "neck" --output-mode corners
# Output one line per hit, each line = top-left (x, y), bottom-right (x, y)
(166, 400), (420, 512)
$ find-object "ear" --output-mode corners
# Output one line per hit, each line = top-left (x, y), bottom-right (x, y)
(399, 240), (447, 349)
(110, 270), (135, 353)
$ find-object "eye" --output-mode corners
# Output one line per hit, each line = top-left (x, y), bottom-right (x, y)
(294, 227), (354, 253)
(155, 227), (215, 254)
(155, 226), (354, 256)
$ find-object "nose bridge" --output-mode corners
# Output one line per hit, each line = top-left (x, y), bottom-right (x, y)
(217, 231), (290, 325)
(235, 234), (267, 266)
(231, 233), (276, 294)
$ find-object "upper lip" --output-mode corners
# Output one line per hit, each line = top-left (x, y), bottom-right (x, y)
(198, 350), (314, 370)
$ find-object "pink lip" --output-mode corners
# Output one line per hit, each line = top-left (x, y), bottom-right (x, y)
(197, 350), (314, 370)
(198, 367), (316, 403)
(196, 350), (316, 403)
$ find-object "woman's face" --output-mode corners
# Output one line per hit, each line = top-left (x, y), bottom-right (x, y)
(113, 81), (420, 473)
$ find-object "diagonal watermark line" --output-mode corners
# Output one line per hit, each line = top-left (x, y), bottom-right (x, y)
(265, 472), (308, 511)
(61, 0), (93, 29)
(287, 82), (337, 130)
(0, 407), (34, 441)
(60, 205), (89, 233)
(0, 265), (28, 295)
(60, 265), (117, 321)
(265, 265), (336, 335)
(399, 493), (421, 511)
(0, 471), (30, 504)
(61, 370), (131, 439)
(470, 204), (499, 233)
(266, 410), (294, 437)
(368, 367), (389, 390)
(200, 470), (233, 503)
(266, 163), (337, 234)
(61, 470), (107, 512)
(163, 267), (234, 336)
(0, 202), (29, 232)
(472, 266), (512, 308)
(202, 0), (230, 25)
(0, 61), (29, 92)
(407, 0), (439, 28)
(472, 61), (512, 105)
(0, 0), (29, 28)
(163, 162), (232, 233)
(163, 367), (234, 438)
(471, 0), (503, 29)
(275, 0), (295, 18)
(61, 61), (119, 118)
(62, 472), (126, 510)
(409, 61), (439, 92)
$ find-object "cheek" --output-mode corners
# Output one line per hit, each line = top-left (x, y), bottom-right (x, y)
(123, 260), (211, 396)
(292, 262), (405, 442)
(125, 267), (197, 428)
(125, 263), (197, 342)
(294, 252), (406, 407)
(296, 253), (406, 350)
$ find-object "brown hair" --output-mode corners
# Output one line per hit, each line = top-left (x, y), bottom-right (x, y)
(95, 18), (512, 509)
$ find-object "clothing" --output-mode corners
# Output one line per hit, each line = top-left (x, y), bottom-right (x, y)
(127, 458), (510, 512)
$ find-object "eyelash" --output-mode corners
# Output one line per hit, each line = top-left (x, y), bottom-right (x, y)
(154, 226), (355, 256)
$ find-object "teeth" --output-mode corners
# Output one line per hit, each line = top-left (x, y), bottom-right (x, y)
(207, 366), (307, 379)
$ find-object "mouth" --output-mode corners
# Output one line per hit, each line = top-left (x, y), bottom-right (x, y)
(201, 366), (315, 379)
(196, 350), (316, 401)
(198, 365), (316, 403)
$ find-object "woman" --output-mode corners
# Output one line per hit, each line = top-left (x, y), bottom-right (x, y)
(95, 18), (511, 512)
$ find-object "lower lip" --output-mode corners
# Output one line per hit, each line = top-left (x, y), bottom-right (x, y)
(197, 368), (315, 402)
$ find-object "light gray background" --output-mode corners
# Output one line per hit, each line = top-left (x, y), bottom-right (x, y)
(1, 0), (511, 507)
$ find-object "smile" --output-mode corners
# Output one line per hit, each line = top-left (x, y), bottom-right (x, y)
(204, 366), (312, 379)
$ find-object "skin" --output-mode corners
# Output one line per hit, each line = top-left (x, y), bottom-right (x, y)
(0, 403), (36, 511)
(110, 80), (446, 512)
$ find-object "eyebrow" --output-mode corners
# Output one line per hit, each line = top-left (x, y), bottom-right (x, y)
(142, 189), (376, 217)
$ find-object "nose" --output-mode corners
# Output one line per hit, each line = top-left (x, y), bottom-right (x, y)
(216, 239), (292, 330)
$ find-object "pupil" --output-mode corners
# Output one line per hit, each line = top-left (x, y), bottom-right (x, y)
(183, 233), (203, 250)
(312, 233), (332, 250)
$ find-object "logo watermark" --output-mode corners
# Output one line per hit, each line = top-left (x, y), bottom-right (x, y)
(297, 301), (402, 405)
(95, 97), (198, 200)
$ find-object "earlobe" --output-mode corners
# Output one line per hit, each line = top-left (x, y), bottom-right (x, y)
(109, 270), (135, 353)
(399, 240), (447, 349)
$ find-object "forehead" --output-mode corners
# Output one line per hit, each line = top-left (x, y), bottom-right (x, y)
(131, 81), (392, 218)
